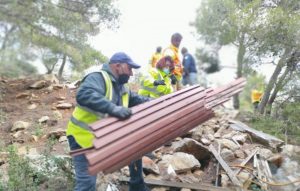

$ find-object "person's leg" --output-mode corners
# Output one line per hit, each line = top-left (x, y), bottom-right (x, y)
(129, 159), (149, 191)
(188, 72), (198, 85)
(253, 101), (259, 111)
(182, 76), (188, 86)
(68, 136), (97, 191)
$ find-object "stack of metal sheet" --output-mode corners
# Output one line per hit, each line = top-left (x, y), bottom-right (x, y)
(70, 78), (246, 175)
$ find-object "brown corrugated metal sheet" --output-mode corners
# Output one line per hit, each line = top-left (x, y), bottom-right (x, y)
(70, 78), (246, 175)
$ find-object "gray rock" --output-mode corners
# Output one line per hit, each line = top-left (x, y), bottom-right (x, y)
(47, 128), (66, 139)
(11, 121), (30, 132)
(221, 148), (235, 162)
(159, 152), (201, 173)
(56, 103), (73, 109)
(219, 139), (239, 151)
(38, 116), (49, 123)
(171, 138), (210, 161)
(30, 80), (48, 89)
(142, 156), (160, 175)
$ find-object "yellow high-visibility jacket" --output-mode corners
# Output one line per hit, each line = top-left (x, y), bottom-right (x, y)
(66, 70), (129, 148)
(150, 52), (162, 68)
(138, 68), (173, 98)
(251, 89), (263, 103)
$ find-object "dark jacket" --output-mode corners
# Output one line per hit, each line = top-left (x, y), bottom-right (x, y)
(182, 53), (197, 76)
(76, 64), (150, 115)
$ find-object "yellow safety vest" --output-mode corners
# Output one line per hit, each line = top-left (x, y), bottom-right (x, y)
(251, 90), (263, 103)
(138, 68), (173, 98)
(66, 70), (129, 148)
(150, 52), (162, 68)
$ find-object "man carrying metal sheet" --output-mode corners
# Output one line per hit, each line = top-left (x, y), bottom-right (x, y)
(66, 52), (151, 191)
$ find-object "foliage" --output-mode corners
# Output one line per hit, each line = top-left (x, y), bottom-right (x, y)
(193, 0), (262, 108)
(246, 101), (300, 145)
(33, 123), (44, 137)
(195, 47), (220, 74)
(0, 0), (119, 77)
(0, 139), (74, 190)
(0, 145), (40, 190)
(0, 59), (37, 78)
(194, 0), (300, 110)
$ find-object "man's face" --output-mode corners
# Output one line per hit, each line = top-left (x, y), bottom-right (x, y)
(117, 63), (133, 77)
(114, 63), (133, 84)
(172, 36), (182, 48)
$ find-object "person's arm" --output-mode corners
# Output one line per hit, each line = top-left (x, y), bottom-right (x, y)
(128, 91), (152, 107)
(183, 55), (192, 75)
(76, 73), (116, 114)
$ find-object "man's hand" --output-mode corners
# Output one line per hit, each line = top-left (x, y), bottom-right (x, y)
(170, 74), (177, 85)
(110, 106), (132, 119)
(153, 80), (166, 86)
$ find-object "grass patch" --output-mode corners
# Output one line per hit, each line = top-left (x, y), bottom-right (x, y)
(243, 111), (300, 145)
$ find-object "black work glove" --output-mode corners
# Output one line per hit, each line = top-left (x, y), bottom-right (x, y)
(170, 74), (177, 85)
(110, 106), (132, 120)
(153, 80), (166, 86)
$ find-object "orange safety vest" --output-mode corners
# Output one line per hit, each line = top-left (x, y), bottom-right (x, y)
(163, 45), (183, 79)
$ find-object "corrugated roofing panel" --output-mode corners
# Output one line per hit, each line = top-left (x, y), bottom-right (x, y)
(70, 78), (247, 175)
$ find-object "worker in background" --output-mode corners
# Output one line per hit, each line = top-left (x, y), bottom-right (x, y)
(181, 47), (198, 86)
(149, 46), (162, 68)
(139, 56), (175, 98)
(66, 52), (151, 191)
(163, 33), (183, 91)
(251, 89), (263, 111)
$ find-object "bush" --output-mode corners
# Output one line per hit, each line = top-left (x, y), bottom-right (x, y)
(246, 101), (300, 144)
(0, 139), (74, 191)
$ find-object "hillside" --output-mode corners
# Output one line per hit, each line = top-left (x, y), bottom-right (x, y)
(0, 75), (299, 191)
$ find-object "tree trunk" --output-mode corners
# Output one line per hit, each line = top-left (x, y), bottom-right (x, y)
(267, 51), (300, 114)
(58, 54), (67, 80)
(45, 62), (57, 74)
(266, 64), (290, 114)
(258, 50), (289, 114)
(233, 34), (245, 109)
(1, 25), (16, 50)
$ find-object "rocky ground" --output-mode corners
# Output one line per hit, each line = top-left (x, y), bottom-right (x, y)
(0, 75), (300, 191)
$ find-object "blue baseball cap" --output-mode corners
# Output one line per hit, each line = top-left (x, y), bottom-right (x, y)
(109, 52), (141, 69)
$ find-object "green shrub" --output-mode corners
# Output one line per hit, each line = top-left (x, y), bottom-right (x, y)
(0, 145), (39, 191)
(246, 102), (300, 144)
(0, 140), (74, 191)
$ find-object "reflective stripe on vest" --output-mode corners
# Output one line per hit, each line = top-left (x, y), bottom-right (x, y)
(66, 70), (129, 148)
(139, 69), (166, 98)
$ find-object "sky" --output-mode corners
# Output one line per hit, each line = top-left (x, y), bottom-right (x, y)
(91, 0), (201, 68)
(90, 0), (243, 86)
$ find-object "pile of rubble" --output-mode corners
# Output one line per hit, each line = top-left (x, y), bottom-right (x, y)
(99, 109), (300, 191)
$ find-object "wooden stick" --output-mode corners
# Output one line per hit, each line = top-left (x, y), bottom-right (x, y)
(209, 144), (242, 187)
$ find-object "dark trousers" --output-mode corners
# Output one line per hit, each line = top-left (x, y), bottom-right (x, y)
(129, 159), (148, 191)
(68, 136), (148, 191)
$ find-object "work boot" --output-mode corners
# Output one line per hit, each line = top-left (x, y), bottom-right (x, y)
(129, 183), (150, 191)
